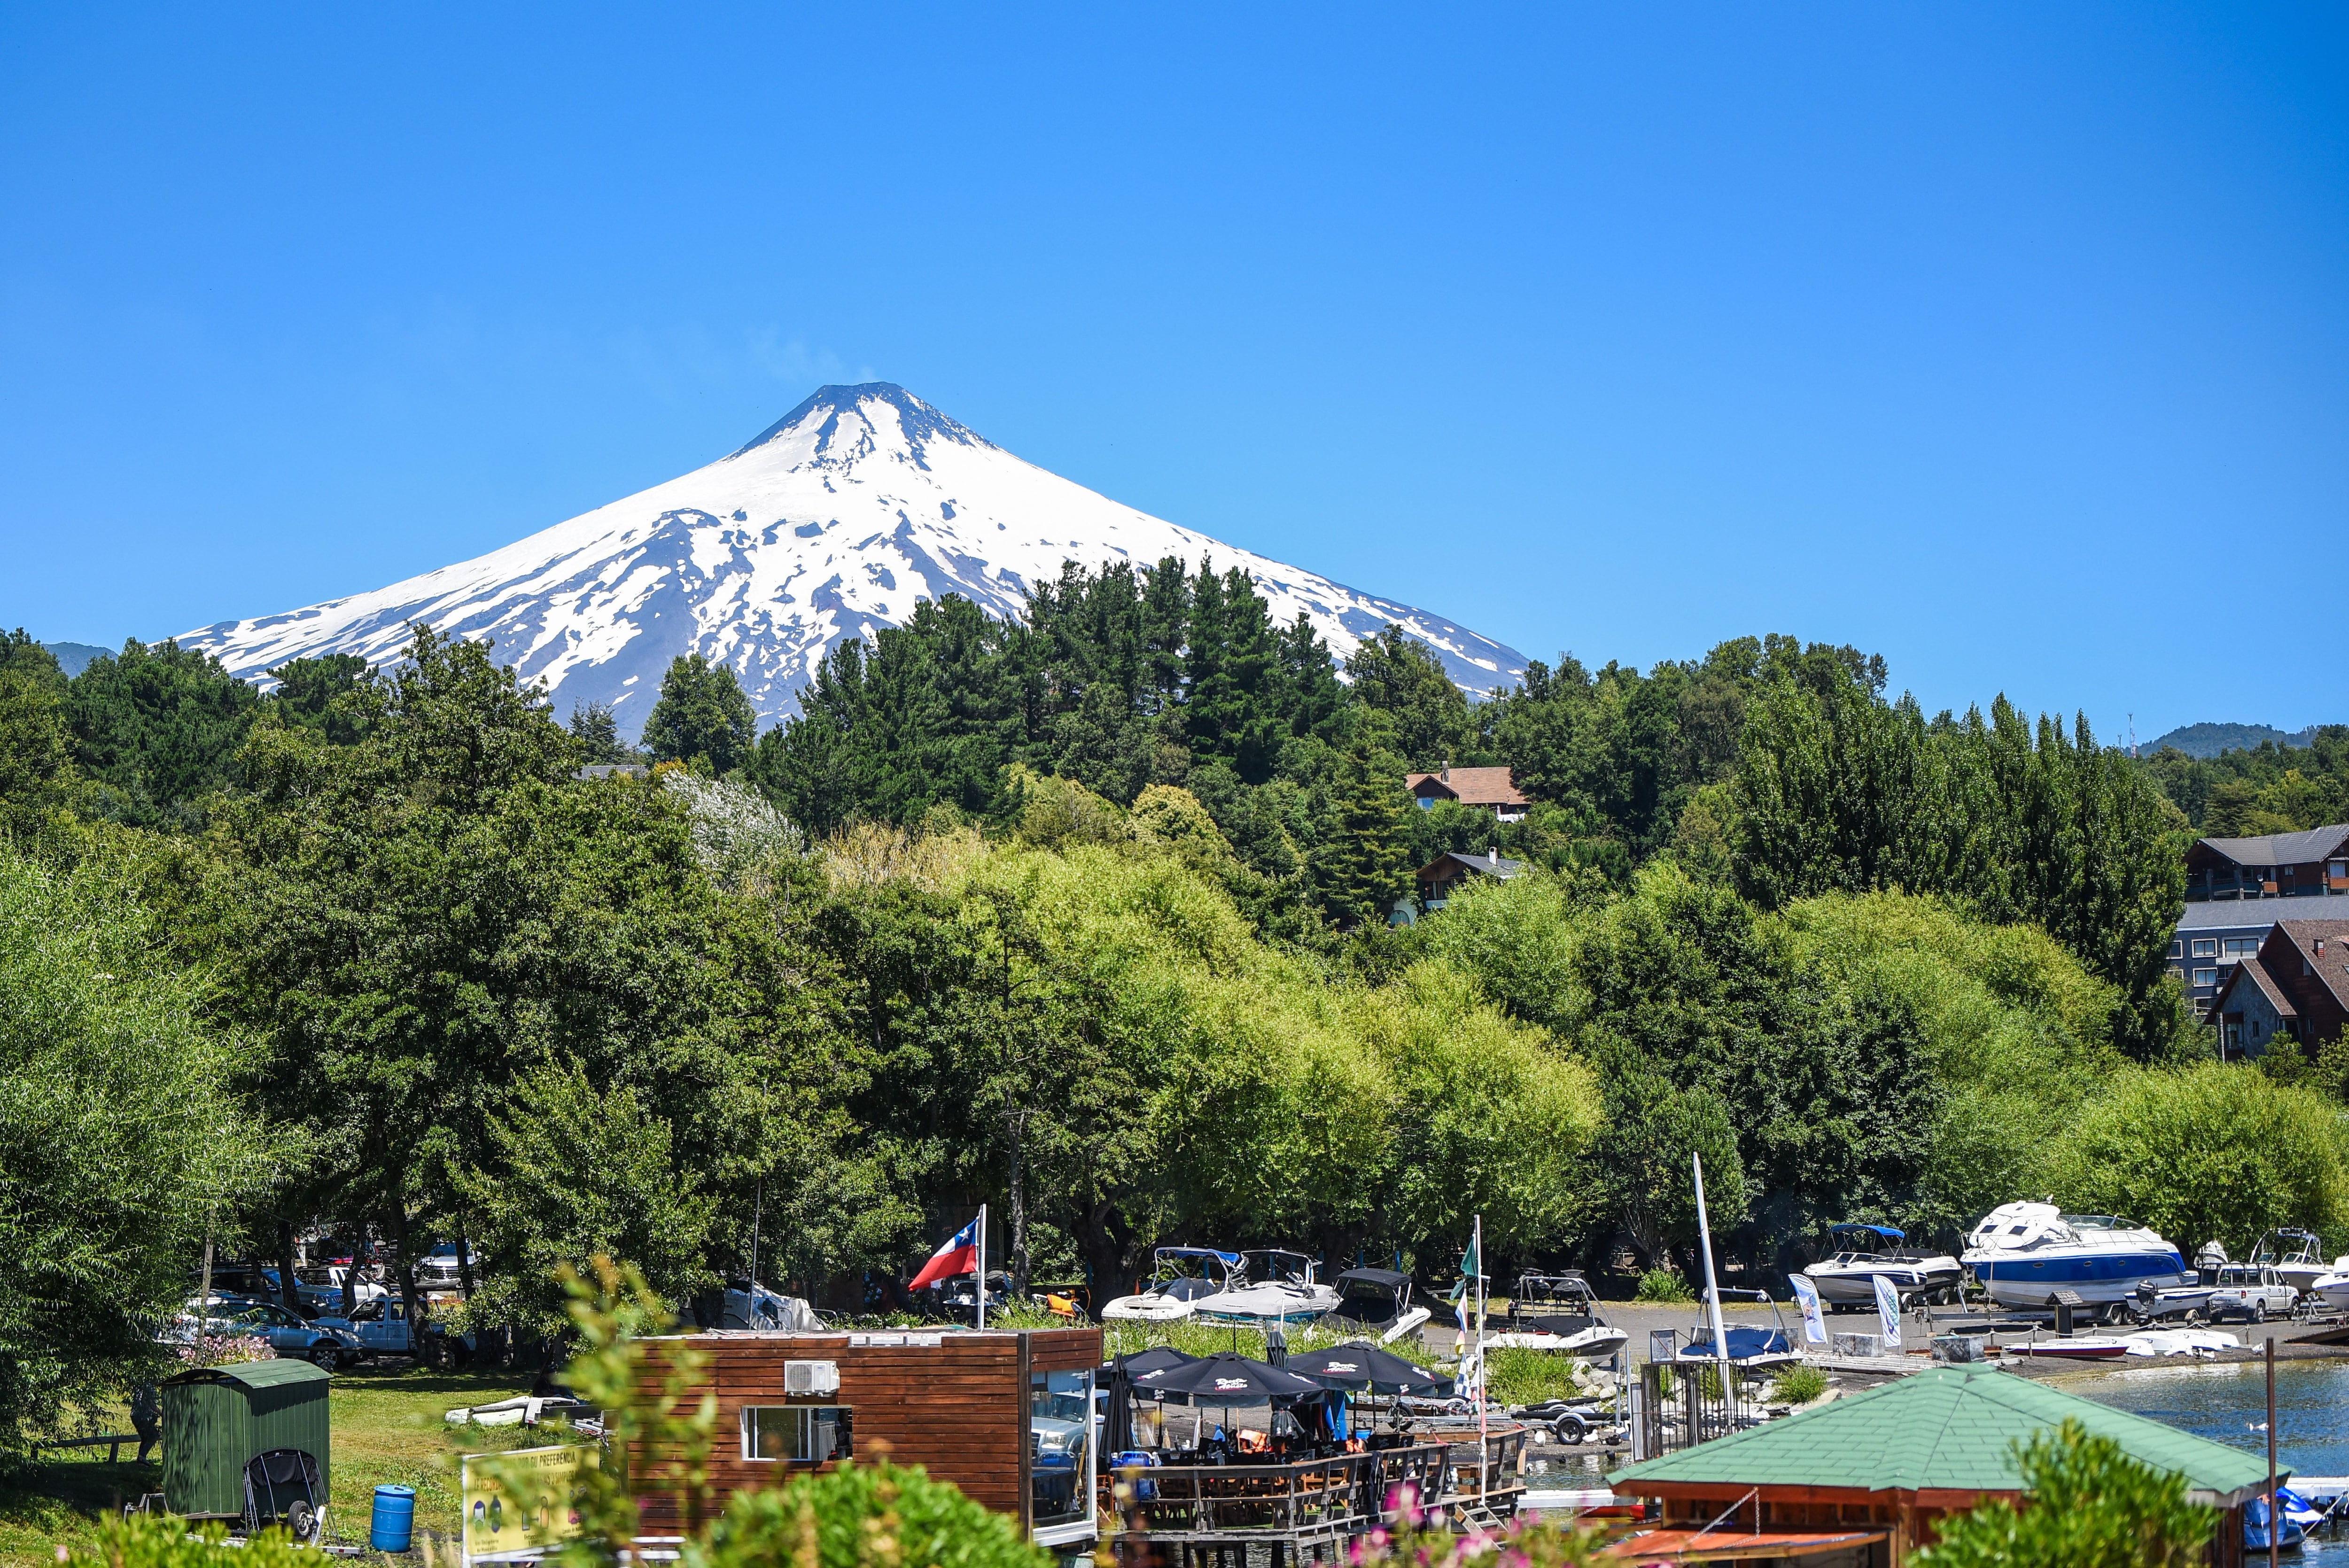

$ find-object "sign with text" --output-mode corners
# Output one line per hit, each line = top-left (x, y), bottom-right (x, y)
(460, 1444), (597, 1567)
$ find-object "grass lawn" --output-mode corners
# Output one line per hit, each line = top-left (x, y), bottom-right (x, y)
(0, 1366), (562, 1566)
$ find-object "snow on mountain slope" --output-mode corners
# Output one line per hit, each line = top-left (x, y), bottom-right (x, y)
(179, 384), (1529, 735)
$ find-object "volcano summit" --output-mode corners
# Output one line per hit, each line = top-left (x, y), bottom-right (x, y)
(180, 384), (1529, 734)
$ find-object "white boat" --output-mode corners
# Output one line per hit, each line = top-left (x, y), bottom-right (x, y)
(2006, 1335), (2134, 1360)
(1099, 1247), (1242, 1323)
(2254, 1228), (2331, 1298)
(1800, 1224), (1963, 1305)
(1499, 1273), (1630, 1361)
(1961, 1202), (2190, 1312)
(1192, 1250), (1341, 1325)
(2307, 1265), (2349, 1313)
(2119, 1327), (2240, 1357)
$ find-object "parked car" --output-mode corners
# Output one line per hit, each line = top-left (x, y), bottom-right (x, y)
(295, 1265), (390, 1313)
(2205, 1264), (2296, 1324)
(313, 1295), (468, 1366)
(415, 1242), (465, 1289)
(169, 1296), (364, 1368)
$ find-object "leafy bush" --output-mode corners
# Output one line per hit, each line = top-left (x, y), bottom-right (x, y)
(1634, 1266), (1694, 1303)
(72, 1518), (311, 1568)
(1766, 1364), (1828, 1405)
(706, 1458), (1047, 1568)
(1483, 1346), (1581, 1406)
(1914, 1419), (2216, 1568)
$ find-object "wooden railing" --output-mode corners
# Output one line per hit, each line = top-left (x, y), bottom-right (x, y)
(1107, 1443), (1453, 1543)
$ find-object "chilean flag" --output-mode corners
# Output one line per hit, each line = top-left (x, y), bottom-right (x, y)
(910, 1217), (982, 1290)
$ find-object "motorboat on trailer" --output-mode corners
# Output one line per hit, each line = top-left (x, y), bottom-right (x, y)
(1483, 1272), (1630, 1360)
(2254, 1227), (2331, 1298)
(1960, 1202), (2189, 1313)
(1099, 1247), (1243, 1322)
(1191, 1250), (1342, 1325)
(1799, 1224), (1962, 1306)
(1322, 1267), (1434, 1345)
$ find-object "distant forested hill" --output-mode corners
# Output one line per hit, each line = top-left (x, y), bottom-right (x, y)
(2147, 721), (2318, 759)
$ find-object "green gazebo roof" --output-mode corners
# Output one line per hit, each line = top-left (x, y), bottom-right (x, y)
(1613, 1365), (2276, 1506)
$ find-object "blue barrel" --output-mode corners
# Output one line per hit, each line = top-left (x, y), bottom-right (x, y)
(371, 1484), (416, 1552)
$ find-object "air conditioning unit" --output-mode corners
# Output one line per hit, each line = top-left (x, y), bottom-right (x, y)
(785, 1360), (840, 1396)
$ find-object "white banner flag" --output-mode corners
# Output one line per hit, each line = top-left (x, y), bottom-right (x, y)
(1874, 1273), (1902, 1350)
(1789, 1274), (1828, 1345)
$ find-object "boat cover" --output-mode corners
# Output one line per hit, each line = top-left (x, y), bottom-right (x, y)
(1681, 1326), (1790, 1360)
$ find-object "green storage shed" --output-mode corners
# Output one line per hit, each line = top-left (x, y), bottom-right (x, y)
(160, 1359), (333, 1521)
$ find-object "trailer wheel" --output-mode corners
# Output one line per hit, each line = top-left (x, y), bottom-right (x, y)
(1553, 1414), (1588, 1446)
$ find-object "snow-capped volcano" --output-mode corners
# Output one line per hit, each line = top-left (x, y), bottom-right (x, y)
(179, 384), (1528, 734)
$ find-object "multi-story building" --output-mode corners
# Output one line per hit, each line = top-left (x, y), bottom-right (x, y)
(2172, 823), (2349, 1014)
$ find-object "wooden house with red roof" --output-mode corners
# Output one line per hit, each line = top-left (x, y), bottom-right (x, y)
(1405, 765), (1531, 822)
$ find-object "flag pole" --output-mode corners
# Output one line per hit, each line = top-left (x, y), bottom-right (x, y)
(1475, 1212), (1488, 1502)
(1694, 1154), (1735, 1429)
(976, 1203), (988, 1332)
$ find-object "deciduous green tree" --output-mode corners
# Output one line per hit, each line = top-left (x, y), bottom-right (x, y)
(0, 847), (277, 1455)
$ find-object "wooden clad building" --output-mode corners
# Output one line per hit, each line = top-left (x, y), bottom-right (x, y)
(633, 1327), (1103, 1550)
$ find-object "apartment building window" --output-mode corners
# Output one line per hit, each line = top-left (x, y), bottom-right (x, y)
(2169, 939), (2185, 960)
(2193, 967), (2218, 988)
(2221, 937), (2262, 959)
(2189, 939), (2218, 959)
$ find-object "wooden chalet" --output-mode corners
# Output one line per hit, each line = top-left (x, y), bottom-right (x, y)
(1405, 766), (1531, 822)
(1607, 1365), (2276, 1567)
(632, 1326), (1103, 1552)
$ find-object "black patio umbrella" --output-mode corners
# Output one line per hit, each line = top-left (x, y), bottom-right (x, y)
(1116, 1345), (1201, 1379)
(1284, 1340), (1450, 1395)
(1129, 1351), (1326, 1402)
(1105, 1346), (1200, 1452)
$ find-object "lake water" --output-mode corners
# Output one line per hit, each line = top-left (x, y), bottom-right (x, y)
(2062, 1358), (2349, 1552)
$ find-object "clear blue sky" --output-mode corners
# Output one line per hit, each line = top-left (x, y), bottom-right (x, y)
(4, 4), (2343, 738)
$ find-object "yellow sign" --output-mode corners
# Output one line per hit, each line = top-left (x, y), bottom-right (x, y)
(459, 1444), (597, 1565)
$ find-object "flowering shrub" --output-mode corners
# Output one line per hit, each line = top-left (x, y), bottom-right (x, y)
(1338, 1484), (1610, 1567)
(176, 1333), (275, 1366)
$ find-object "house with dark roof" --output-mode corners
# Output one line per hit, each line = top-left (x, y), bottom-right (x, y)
(1404, 765), (1531, 822)
(1414, 848), (1525, 915)
(2208, 918), (2349, 1059)
(2172, 823), (2349, 1013)
(1607, 1364), (2275, 1567)
(2185, 823), (2349, 903)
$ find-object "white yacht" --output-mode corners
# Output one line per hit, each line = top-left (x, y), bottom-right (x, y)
(1961, 1202), (2189, 1311)
(1799, 1224), (1963, 1305)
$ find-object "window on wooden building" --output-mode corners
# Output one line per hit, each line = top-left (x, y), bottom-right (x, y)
(742, 1406), (853, 1463)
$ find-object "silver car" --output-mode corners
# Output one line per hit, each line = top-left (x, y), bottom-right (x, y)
(172, 1296), (364, 1368)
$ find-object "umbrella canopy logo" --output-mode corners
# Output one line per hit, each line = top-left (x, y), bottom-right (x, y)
(1213, 1378), (1249, 1391)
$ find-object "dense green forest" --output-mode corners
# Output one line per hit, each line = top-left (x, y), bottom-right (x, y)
(2136, 727), (2349, 835)
(2, 561), (2345, 1457)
